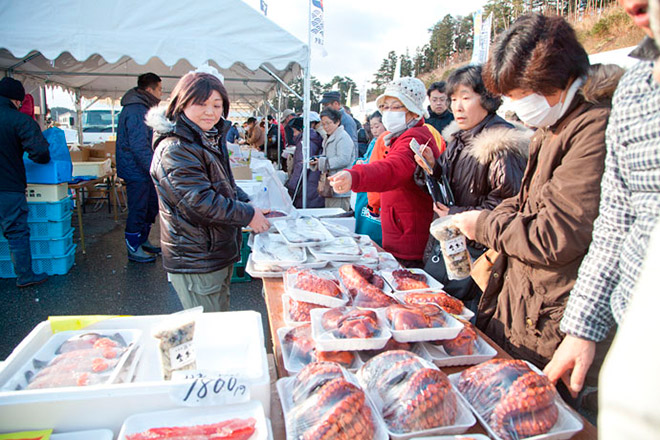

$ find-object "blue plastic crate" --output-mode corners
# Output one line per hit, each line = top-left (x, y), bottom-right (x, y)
(24, 159), (72, 185)
(0, 244), (76, 278)
(27, 211), (73, 239)
(27, 197), (73, 222)
(0, 228), (74, 258)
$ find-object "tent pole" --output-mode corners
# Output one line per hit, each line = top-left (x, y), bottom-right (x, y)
(302, 0), (312, 209)
(75, 89), (83, 145)
(260, 66), (304, 101)
(263, 100), (269, 158)
(277, 84), (282, 171)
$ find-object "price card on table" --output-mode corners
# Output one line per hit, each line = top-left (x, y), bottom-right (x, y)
(169, 370), (251, 407)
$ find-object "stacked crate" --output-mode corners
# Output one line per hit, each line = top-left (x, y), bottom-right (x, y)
(231, 230), (252, 283)
(0, 183), (76, 278)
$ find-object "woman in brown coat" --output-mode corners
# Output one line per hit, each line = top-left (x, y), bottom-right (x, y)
(453, 13), (623, 398)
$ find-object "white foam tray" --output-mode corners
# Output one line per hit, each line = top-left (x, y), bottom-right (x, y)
(449, 362), (583, 440)
(118, 400), (270, 440)
(381, 308), (464, 343)
(409, 435), (490, 440)
(271, 216), (335, 248)
(0, 311), (271, 434)
(51, 430), (114, 440)
(310, 308), (392, 352)
(394, 291), (475, 321)
(282, 293), (328, 327)
(284, 270), (350, 308)
(382, 268), (445, 292)
(415, 336), (498, 367)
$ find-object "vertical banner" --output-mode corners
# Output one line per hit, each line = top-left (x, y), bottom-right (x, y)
(260, 0), (268, 15)
(359, 81), (367, 113)
(393, 56), (401, 81)
(470, 9), (483, 65)
(471, 11), (492, 65)
(311, 0), (328, 57)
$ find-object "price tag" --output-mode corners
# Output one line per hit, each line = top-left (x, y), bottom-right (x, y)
(444, 236), (466, 256)
(169, 341), (196, 369)
(169, 370), (251, 406)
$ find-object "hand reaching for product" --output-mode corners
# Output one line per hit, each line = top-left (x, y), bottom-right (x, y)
(452, 210), (481, 241)
(329, 171), (353, 194)
(249, 209), (271, 234)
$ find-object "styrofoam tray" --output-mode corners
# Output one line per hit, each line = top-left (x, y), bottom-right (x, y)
(409, 435), (490, 440)
(1, 329), (142, 392)
(380, 308), (464, 343)
(276, 370), (388, 440)
(251, 232), (307, 267)
(415, 336), (498, 367)
(383, 268), (445, 292)
(378, 252), (402, 271)
(272, 216), (335, 247)
(449, 363), (583, 440)
(308, 236), (363, 261)
(117, 400), (269, 440)
(51, 430), (114, 440)
(247, 253), (328, 279)
(395, 291), (475, 321)
(310, 308), (392, 352)
(282, 293), (328, 327)
(284, 269), (349, 308)
(277, 326), (361, 374)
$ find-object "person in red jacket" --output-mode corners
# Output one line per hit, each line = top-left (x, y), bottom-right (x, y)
(330, 77), (441, 267)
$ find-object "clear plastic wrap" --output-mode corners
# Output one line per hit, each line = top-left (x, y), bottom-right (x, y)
(357, 350), (474, 437)
(272, 216), (335, 247)
(416, 335), (498, 368)
(358, 338), (414, 363)
(251, 233), (306, 271)
(308, 236), (362, 261)
(453, 359), (580, 440)
(284, 268), (349, 307)
(378, 252), (403, 271)
(320, 220), (360, 238)
(2, 330), (141, 391)
(152, 307), (201, 380)
(279, 324), (359, 373)
(311, 307), (391, 352)
(431, 318), (478, 356)
(396, 290), (472, 318)
(382, 304), (464, 342)
(282, 293), (326, 326)
(277, 362), (388, 440)
(429, 217), (472, 280)
(337, 264), (397, 308)
(383, 268), (445, 292)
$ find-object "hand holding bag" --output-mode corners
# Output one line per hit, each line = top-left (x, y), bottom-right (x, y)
(317, 171), (335, 198)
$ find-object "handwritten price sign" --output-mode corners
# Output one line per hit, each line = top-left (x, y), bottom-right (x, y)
(170, 371), (250, 406)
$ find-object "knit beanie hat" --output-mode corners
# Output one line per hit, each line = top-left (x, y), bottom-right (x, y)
(376, 77), (429, 118)
(0, 77), (26, 101)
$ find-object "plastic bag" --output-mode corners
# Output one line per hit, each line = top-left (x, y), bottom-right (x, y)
(151, 307), (202, 380)
(457, 359), (560, 440)
(337, 264), (397, 308)
(250, 159), (294, 214)
(430, 216), (473, 280)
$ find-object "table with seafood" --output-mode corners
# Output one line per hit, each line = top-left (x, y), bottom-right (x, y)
(254, 219), (598, 440)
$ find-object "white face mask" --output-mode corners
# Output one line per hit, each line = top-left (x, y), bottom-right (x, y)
(510, 78), (584, 128)
(381, 110), (407, 133)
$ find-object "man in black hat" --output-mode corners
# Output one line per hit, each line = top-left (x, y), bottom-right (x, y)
(0, 77), (51, 287)
(320, 91), (358, 148)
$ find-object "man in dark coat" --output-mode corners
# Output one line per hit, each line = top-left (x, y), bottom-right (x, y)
(116, 72), (163, 262)
(426, 81), (454, 135)
(320, 91), (358, 148)
(0, 77), (51, 287)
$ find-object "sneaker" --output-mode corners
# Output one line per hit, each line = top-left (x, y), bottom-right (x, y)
(141, 241), (162, 254)
(16, 272), (48, 288)
(127, 244), (156, 263)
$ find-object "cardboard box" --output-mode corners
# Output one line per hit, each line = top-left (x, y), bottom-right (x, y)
(86, 141), (116, 165)
(68, 147), (89, 162)
(232, 165), (252, 180)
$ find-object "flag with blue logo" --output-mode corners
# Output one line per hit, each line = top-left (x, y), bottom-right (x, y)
(310, 0), (327, 56)
(260, 0), (268, 16)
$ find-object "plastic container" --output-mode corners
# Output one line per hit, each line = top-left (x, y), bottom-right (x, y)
(0, 227), (74, 257)
(24, 159), (73, 184)
(308, 236), (362, 262)
(118, 400), (270, 440)
(310, 308), (392, 352)
(414, 336), (498, 367)
(382, 268), (445, 293)
(25, 211), (73, 239)
(450, 360), (583, 440)
(429, 217), (472, 280)
(27, 196), (73, 221)
(271, 216), (335, 247)
(0, 244), (76, 278)
(278, 326), (361, 374)
(380, 306), (464, 343)
(284, 269), (349, 308)
(25, 183), (69, 202)
(282, 293), (327, 326)
(409, 435), (490, 440)
(395, 290), (475, 321)
(72, 159), (111, 178)
(251, 232), (306, 270)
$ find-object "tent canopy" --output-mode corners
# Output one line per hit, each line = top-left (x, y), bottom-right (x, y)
(0, 0), (308, 110)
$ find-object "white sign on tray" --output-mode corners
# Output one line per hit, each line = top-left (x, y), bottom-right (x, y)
(169, 370), (251, 407)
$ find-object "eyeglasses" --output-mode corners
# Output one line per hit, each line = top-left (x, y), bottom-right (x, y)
(381, 104), (406, 112)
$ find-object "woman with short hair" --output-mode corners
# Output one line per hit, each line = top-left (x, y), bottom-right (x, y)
(148, 72), (270, 312)
(452, 13), (623, 389)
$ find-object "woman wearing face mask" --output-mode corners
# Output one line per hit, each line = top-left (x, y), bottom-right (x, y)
(148, 72), (270, 312)
(451, 13), (623, 385)
(329, 77), (441, 267)
(416, 65), (530, 309)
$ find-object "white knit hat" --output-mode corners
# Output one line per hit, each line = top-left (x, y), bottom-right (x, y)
(376, 77), (429, 119)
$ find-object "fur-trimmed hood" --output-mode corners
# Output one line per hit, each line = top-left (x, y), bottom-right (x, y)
(146, 105), (175, 134)
(580, 63), (624, 105)
(442, 119), (532, 166)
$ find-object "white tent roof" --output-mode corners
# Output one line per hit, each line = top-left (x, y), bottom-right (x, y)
(0, 0), (308, 110)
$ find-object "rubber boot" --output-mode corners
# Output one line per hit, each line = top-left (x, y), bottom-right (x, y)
(9, 239), (48, 288)
(140, 224), (161, 254)
(125, 232), (156, 263)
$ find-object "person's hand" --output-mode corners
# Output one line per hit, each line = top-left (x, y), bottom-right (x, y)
(543, 335), (596, 398)
(415, 142), (436, 170)
(433, 202), (450, 218)
(452, 210), (481, 240)
(309, 158), (318, 167)
(248, 209), (271, 234)
(355, 159), (366, 165)
(329, 171), (352, 194)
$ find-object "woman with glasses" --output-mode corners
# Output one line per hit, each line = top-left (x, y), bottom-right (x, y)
(415, 65), (530, 309)
(329, 77), (441, 267)
(311, 107), (356, 210)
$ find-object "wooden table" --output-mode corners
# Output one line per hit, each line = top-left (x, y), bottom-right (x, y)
(262, 277), (598, 439)
(69, 174), (117, 253)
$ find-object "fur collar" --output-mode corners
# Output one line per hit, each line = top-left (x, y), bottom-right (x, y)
(442, 121), (460, 142)
(146, 105), (175, 134)
(468, 126), (531, 165)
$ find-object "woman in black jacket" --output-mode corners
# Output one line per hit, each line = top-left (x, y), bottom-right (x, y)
(148, 72), (270, 312)
(417, 65), (530, 309)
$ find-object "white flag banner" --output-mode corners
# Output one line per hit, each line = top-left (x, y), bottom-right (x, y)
(393, 56), (402, 81)
(359, 81), (367, 113)
(470, 9), (483, 65)
(310, 0), (327, 57)
(471, 10), (492, 65)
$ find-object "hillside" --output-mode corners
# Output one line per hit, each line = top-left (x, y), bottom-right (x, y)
(419, 7), (646, 85)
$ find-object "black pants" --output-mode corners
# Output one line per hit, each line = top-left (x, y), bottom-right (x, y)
(0, 191), (30, 241)
(125, 179), (159, 235)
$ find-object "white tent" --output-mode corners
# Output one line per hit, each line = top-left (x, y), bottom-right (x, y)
(0, 0), (308, 114)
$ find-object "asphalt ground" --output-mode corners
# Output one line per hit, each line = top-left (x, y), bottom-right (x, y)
(0, 206), (271, 361)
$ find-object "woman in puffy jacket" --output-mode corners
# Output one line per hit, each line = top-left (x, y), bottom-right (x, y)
(148, 72), (270, 312)
(417, 65), (530, 308)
